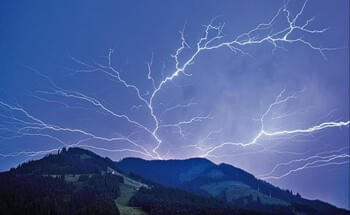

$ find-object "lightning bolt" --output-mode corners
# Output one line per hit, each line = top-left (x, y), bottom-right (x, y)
(0, 0), (347, 177)
(200, 90), (349, 157)
(258, 146), (349, 177)
(159, 115), (213, 137)
(261, 153), (350, 180)
(0, 101), (157, 159)
(159, 99), (197, 118)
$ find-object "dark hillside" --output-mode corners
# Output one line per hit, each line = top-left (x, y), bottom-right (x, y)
(0, 171), (122, 215)
(0, 148), (348, 215)
(117, 157), (350, 215)
(0, 147), (124, 215)
(13, 147), (117, 174)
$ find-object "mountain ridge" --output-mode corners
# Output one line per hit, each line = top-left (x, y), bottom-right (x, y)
(116, 156), (349, 215)
(0, 147), (348, 215)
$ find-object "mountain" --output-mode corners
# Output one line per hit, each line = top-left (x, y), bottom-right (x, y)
(12, 147), (117, 175)
(0, 147), (268, 215)
(0, 147), (348, 215)
(0, 148), (125, 215)
(116, 157), (350, 215)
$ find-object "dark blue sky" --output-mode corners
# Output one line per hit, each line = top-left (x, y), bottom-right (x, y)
(0, 0), (349, 209)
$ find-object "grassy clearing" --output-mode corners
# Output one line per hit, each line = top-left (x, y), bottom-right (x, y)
(115, 184), (148, 215)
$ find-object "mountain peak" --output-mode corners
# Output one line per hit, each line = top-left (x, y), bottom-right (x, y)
(13, 147), (116, 175)
(121, 156), (214, 164)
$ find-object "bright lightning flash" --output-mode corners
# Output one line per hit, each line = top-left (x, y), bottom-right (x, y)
(0, 0), (348, 181)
